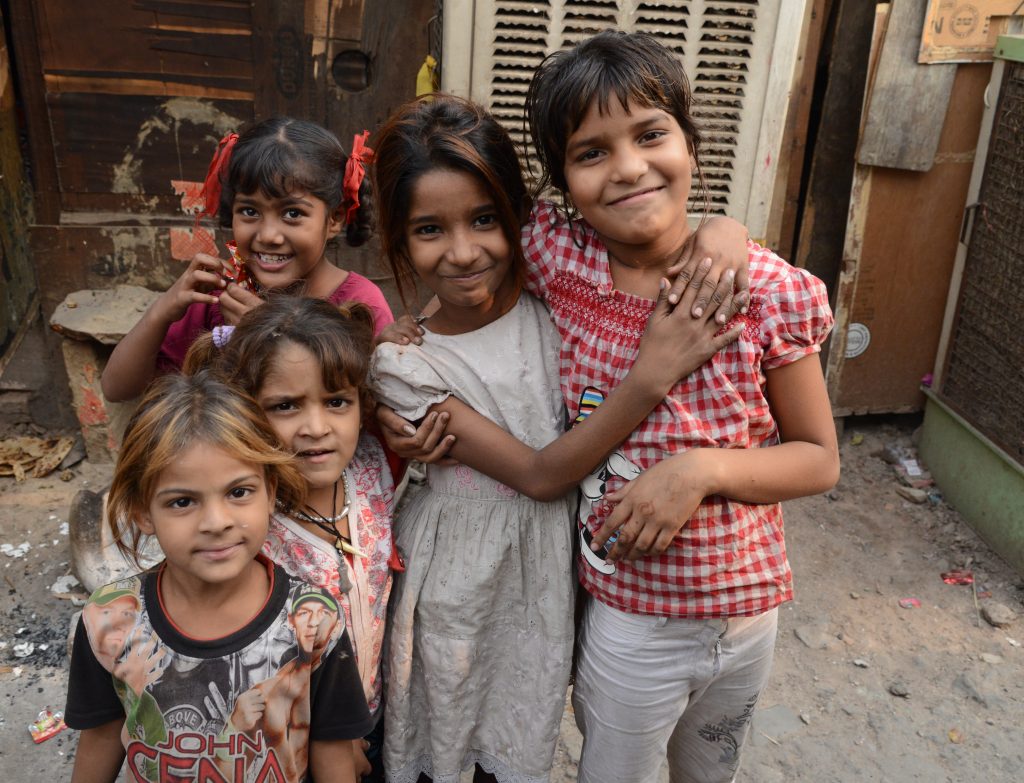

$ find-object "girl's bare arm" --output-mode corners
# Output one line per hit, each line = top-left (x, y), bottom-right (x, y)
(426, 277), (743, 502)
(593, 354), (840, 559)
(101, 254), (226, 401)
(70, 720), (126, 783)
(309, 738), (357, 783)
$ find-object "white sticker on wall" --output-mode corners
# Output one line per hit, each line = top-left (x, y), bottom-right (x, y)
(845, 323), (871, 359)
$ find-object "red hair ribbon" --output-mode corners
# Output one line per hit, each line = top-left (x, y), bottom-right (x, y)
(197, 132), (239, 226)
(343, 130), (374, 224)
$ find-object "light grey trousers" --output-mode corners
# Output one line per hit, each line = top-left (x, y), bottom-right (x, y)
(573, 599), (779, 783)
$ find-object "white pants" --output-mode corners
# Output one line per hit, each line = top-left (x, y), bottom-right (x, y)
(573, 599), (779, 783)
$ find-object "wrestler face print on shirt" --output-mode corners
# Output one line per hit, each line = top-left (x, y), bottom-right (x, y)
(231, 189), (342, 290)
(563, 97), (694, 262)
(405, 168), (519, 333)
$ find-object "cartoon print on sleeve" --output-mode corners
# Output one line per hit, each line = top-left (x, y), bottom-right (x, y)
(571, 387), (642, 576)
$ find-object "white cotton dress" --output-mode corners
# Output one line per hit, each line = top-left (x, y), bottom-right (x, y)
(370, 292), (575, 783)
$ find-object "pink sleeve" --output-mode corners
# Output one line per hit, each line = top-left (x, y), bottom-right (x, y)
(329, 273), (395, 337)
(155, 300), (222, 374)
(521, 200), (566, 299)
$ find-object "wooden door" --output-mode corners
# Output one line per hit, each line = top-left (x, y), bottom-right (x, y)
(7, 0), (436, 318)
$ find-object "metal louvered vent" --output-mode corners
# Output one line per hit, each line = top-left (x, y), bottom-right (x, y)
(442, 0), (806, 239)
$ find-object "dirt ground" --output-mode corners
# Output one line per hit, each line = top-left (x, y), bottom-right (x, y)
(1, 416), (1021, 781)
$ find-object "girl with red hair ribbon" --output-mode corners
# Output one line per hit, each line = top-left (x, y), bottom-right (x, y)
(102, 118), (398, 403)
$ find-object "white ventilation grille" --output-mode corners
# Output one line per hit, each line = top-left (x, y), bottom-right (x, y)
(442, 0), (806, 239)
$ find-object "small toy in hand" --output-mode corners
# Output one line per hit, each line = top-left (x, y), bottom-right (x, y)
(223, 241), (261, 294)
(29, 708), (67, 744)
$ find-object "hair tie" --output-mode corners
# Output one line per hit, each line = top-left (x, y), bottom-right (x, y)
(343, 130), (374, 224)
(211, 324), (235, 348)
(197, 132), (239, 226)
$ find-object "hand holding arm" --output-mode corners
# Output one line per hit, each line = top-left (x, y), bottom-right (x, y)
(376, 315), (426, 347)
(666, 216), (750, 321)
(375, 405), (456, 464)
(594, 354), (839, 560)
(431, 276), (742, 501)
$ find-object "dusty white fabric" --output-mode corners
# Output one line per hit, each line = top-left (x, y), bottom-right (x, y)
(573, 599), (779, 783)
(371, 293), (575, 783)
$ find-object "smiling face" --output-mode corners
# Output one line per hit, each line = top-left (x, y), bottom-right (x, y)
(406, 168), (518, 333)
(564, 97), (694, 264)
(138, 443), (272, 589)
(256, 341), (361, 508)
(231, 189), (342, 291)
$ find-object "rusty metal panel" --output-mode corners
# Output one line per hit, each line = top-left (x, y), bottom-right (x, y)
(940, 60), (1024, 463)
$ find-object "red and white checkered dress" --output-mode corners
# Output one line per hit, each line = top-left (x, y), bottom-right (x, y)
(522, 200), (834, 618)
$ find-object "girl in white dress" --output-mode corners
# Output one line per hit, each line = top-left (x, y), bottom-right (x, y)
(369, 95), (742, 783)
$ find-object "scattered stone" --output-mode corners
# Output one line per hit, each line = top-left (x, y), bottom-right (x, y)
(750, 704), (804, 747)
(794, 625), (832, 650)
(50, 574), (81, 595)
(853, 658), (870, 668)
(850, 591), (862, 600)
(827, 490), (841, 501)
(948, 728), (964, 744)
(799, 713), (812, 725)
(895, 486), (928, 504)
(12, 642), (34, 658)
(1007, 637), (1021, 648)
(876, 444), (905, 465)
(979, 653), (1004, 665)
(981, 602), (1017, 628)
(887, 680), (910, 698)
(1, 542), (31, 558)
(50, 285), (160, 345)
(954, 669), (993, 708)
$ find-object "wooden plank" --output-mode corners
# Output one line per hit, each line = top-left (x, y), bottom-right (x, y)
(831, 63), (992, 414)
(330, 0), (366, 42)
(35, 0), (251, 84)
(323, 0), (436, 317)
(825, 3), (891, 404)
(47, 93), (251, 197)
(31, 226), (183, 317)
(793, 0), (879, 299)
(858, 0), (957, 171)
(920, 0), (1023, 63)
(251, 0), (315, 119)
(43, 74), (252, 100)
(6, 0), (61, 224)
(767, 0), (832, 260)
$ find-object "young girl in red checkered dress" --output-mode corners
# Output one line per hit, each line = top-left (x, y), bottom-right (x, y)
(367, 95), (749, 783)
(519, 31), (841, 783)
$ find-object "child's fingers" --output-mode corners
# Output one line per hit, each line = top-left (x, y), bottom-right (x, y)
(622, 524), (660, 561)
(700, 268), (735, 322)
(666, 255), (711, 307)
(420, 434), (456, 464)
(376, 404), (418, 438)
(736, 266), (750, 311)
(712, 323), (744, 352)
(690, 268), (724, 319)
(414, 411), (450, 454)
